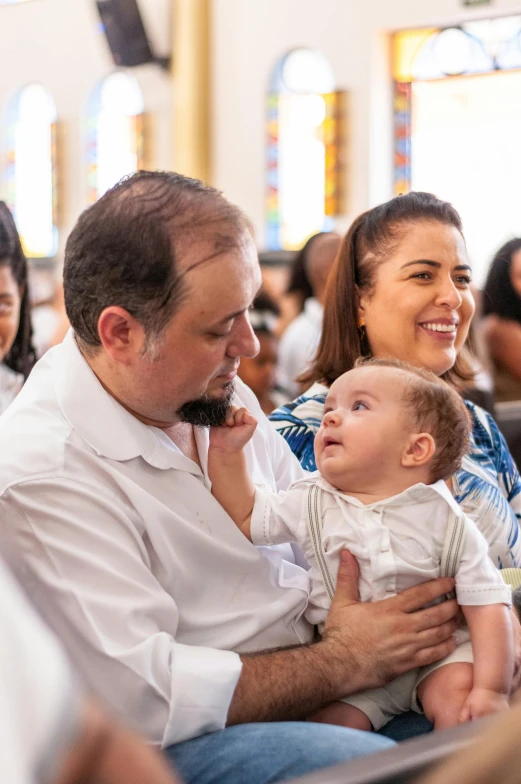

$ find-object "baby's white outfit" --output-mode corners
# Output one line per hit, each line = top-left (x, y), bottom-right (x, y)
(251, 473), (512, 729)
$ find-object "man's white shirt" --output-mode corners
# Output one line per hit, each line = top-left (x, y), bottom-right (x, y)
(0, 331), (311, 747)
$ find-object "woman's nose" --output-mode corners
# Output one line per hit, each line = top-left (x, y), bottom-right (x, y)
(435, 278), (462, 309)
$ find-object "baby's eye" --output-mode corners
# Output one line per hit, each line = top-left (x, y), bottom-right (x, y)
(353, 401), (368, 411)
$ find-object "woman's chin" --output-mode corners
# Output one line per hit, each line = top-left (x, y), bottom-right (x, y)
(410, 346), (457, 377)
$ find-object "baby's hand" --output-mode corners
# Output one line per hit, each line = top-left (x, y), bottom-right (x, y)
(459, 687), (509, 723)
(209, 407), (258, 454)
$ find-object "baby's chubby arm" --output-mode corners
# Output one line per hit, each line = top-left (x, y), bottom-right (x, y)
(209, 407), (257, 539)
(459, 603), (513, 721)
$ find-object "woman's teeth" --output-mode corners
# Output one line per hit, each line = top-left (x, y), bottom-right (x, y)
(422, 323), (456, 333)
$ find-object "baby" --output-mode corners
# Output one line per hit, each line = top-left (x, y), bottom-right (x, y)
(209, 358), (513, 732)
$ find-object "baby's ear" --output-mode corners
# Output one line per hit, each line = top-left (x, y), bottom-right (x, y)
(401, 432), (436, 468)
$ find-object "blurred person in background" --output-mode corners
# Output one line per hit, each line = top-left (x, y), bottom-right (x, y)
(0, 202), (36, 410)
(482, 238), (521, 402)
(32, 280), (70, 358)
(0, 551), (180, 784)
(237, 290), (286, 414)
(275, 232), (339, 338)
(277, 232), (341, 397)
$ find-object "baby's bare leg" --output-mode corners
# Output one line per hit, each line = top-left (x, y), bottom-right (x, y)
(417, 663), (473, 730)
(307, 701), (372, 731)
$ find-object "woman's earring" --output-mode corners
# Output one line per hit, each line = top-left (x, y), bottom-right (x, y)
(358, 317), (368, 354)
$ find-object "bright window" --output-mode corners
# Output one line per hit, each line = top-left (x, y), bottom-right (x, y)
(4, 83), (58, 258)
(88, 72), (144, 202)
(266, 49), (345, 250)
(393, 16), (521, 285)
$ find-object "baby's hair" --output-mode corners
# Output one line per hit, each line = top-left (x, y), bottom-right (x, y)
(354, 357), (472, 482)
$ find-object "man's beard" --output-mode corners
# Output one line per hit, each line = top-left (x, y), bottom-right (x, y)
(176, 382), (234, 428)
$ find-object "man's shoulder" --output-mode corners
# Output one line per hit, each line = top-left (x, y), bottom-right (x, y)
(0, 359), (73, 489)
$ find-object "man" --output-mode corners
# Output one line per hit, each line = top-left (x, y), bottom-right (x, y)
(0, 172), (459, 783)
(278, 232), (341, 397)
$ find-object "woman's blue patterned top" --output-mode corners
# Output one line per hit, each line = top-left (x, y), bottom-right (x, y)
(270, 382), (521, 569)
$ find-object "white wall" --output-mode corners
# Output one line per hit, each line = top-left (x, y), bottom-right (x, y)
(0, 0), (171, 260)
(211, 0), (521, 247)
(2, 0), (521, 256)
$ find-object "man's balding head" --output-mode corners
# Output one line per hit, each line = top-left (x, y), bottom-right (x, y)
(305, 233), (341, 302)
(64, 171), (253, 354)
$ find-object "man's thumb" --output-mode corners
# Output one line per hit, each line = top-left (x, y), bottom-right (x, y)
(331, 550), (360, 607)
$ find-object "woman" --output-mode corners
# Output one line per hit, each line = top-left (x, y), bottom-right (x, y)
(0, 202), (36, 411)
(270, 192), (521, 570)
(482, 238), (521, 402)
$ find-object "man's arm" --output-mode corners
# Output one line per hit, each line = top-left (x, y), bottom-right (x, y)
(227, 552), (460, 723)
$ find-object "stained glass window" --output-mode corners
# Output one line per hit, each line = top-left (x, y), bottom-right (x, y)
(266, 49), (346, 250)
(393, 15), (521, 284)
(3, 83), (58, 259)
(87, 72), (144, 202)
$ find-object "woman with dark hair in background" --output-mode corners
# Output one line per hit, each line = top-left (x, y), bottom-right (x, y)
(482, 238), (521, 402)
(0, 202), (36, 411)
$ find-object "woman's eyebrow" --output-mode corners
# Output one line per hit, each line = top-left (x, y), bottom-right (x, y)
(401, 259), (471, 272)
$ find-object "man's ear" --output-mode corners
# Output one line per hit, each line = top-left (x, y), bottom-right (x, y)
(97, 307), (145, 365)
(401, 432), (436, 469)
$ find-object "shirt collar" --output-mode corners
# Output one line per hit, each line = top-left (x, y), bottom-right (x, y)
(310, 475), (459, 511)
(51, 331), (202, 475)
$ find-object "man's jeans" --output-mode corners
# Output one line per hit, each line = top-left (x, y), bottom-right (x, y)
(165, 722), (395, 784)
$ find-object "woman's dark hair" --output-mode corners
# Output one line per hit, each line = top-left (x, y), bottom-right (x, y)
(0, 203), (36, 379)
(482, 238), (521, 323)
(299, 191), (470, 389)
(285, 233), (332, 305)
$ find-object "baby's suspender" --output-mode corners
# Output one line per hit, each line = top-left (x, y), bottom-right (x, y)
(306, 485), (466, 602)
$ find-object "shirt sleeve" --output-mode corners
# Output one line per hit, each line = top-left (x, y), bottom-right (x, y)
(250, 484), (305, 547)
(456, 514), (512, 607)
(0, 479), (242, 748)
(464, 401), (521, 567)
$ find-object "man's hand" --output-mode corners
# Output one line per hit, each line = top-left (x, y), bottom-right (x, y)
(459, 687), (509, 723)
(321, 551), (460, 695)
(209, 407), (258, 454)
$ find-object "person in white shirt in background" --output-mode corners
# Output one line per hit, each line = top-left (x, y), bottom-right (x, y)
(0, 202), (36, 412)
(277, 232), (341, 397)
(0, 553), (179, 784)
(0, 171), (463, 784)
(209, 358), (513, 733)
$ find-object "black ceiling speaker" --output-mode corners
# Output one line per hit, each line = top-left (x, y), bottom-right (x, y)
(96, 0), (169, 70)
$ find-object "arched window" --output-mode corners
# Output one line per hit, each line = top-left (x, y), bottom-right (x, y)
(87, 72), (144, 202)
(3, 83), (58, 258)
(393, 15), (521, 284)
(266, 49), (345, 250)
